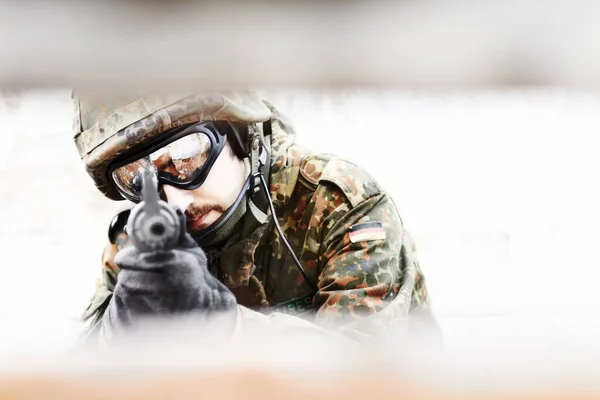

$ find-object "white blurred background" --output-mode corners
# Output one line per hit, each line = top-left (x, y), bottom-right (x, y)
(3, 88), (600, 360)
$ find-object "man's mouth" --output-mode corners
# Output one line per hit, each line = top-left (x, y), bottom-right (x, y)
(189, 210), (212, 231)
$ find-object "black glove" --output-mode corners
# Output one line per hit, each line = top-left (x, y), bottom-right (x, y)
(105, 210), (238, 338)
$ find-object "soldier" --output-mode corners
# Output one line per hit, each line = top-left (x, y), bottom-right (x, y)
(73, 91), (440, 345)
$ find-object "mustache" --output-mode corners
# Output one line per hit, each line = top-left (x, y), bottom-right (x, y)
(185, 203), (224, 221)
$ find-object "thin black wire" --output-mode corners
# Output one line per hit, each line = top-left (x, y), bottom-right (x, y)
(259, 174), (319, 293)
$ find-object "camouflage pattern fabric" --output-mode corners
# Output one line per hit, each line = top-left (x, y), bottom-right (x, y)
(80, 100), (437, 343)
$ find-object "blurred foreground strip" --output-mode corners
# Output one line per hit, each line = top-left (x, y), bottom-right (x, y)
(0, 371), (598, 400)
(0, 373), (431, 400)
(2, 0), (600, 88)
(0, 315), (599, 399)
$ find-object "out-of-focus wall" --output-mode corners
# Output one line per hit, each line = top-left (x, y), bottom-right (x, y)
(2, 89), (600, 354)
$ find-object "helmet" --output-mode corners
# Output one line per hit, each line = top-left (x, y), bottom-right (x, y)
(72, 91), (272, 201)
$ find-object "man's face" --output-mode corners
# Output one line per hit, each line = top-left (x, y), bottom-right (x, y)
(162, 141), (250, 236)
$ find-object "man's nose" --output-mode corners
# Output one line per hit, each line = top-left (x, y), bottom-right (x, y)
(162, 185), (194, 211)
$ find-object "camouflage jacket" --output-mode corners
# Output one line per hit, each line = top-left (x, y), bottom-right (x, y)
(81, 108), (437, 342)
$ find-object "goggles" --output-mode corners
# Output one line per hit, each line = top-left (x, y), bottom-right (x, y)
(107, 121), (231, 203)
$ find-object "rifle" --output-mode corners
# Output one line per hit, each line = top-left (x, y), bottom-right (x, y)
(126, 168), (183, 253)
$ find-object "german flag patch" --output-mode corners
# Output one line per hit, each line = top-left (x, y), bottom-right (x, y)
(348, 221), (386, 243)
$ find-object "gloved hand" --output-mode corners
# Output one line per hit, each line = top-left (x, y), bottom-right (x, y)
(104, 209), (238, 338)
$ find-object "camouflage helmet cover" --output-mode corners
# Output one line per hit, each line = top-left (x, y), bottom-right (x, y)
(72, 91), (273, 200)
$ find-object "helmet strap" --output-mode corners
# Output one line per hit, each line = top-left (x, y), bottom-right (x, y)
(245, 125), (270, 229)
(192, 177), (251, 248)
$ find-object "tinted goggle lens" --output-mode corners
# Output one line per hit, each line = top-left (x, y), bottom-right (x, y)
(111, 131), (215, 201)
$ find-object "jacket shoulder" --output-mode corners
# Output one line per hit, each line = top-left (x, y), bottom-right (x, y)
(299, 154), (382, 207)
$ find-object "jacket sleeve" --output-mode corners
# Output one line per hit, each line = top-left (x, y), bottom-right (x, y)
(312, 187), (438, 341)
(77, 208), (130, 346)
(76, 241), (119, 346)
